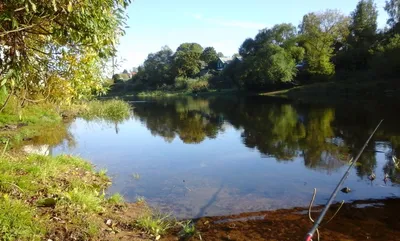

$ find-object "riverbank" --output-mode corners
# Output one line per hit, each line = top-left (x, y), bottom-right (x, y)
(0, 99), (206, 240)
(260, 80), (400, 104)
(104, 88), (239, 99)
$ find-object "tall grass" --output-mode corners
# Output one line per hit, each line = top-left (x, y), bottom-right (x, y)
(80, 99), (131, 122)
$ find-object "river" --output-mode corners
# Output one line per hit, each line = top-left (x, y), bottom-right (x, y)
(36, 96), (400, 219)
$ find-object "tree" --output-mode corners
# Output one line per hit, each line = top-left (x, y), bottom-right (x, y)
(0, 0), (130, 109)
(299, 10), (350, 78)
(217, 52), (224, 57)
(237, 23), (303, 89)
(350, 0), (378, 42)
(172, 43), (203, 78)
(385, 0), (400, 27)
(200, 47), (218, 68)
(134, 46), (174, 88)
(336, 0), (378, 72)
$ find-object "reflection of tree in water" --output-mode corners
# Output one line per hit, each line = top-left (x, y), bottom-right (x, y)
(133, 98), (224, 144)
(133, 96), (400, 177)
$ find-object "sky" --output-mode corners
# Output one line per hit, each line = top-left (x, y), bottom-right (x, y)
(116, 0), (388, 71)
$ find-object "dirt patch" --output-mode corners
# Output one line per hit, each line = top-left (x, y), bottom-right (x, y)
(161, 199), (400, 241)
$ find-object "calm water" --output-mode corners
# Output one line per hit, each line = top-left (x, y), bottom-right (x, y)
(44, 96), (400, 218)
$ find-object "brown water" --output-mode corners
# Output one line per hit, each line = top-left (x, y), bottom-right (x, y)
(33, 96), (400, 219)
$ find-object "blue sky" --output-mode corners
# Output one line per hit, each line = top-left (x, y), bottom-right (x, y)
(117, 0), (388, 70)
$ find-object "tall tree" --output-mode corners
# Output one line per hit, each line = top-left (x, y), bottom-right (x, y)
(200, 47), (218, 67)
(173, 43), (203, 78)
(135, 46), (174, 87)
(238, 23), (303, 89)
(385, 0), (400, 27)
(350, 0), (378, 43)
(299, 10), (350, 78)
(337, 0), (378, 72)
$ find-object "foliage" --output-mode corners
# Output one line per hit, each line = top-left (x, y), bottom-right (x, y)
(134, 46), (174, 88)
(235, 23), (302, 90)
(80, 99), (131, 122)
(336, 0), (378, 73)
(370, 34), (400, 78)
(200, 47), (219, 68)
(0, 0), (130, 109)
(299, 10), (350, 78)
(385, 0), (400, 27)
(172, 43), (204, 78)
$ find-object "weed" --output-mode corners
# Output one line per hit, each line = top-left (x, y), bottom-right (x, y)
(178, 220), (201, 240)
(108, 193), (125, 205)
(135, 212), (173, 239)
(80, 99), (131, 122)
(136, 196), (146, 203)
(98, 168), (108, 178)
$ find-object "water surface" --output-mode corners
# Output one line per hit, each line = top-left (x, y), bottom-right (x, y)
(47, 96), (400, 218)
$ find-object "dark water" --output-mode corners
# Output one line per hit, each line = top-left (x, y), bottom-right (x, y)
(44, 96), (400, 218)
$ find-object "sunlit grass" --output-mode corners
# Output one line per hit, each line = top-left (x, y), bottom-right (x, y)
(135, 212), (174, 239)
(178, 220), (201, 240)
(0, 153), (112, 240)
(108, 193), (125, 205)
(80, 99), (131, 122)
(0, 197), (44, 241)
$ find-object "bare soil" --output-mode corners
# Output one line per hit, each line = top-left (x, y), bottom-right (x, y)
(109, 198), (400, 241)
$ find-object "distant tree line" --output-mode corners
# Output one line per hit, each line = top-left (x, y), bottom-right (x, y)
(118, 0), (400, 93)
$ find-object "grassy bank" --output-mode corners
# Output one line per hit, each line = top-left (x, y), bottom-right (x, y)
(104, 88), (238, 100)
(0, 99), (203, 240)
(261, 80), (400, 104)
(0, 99), (131, 148)
(0, 151), (202, 240)
(0, 153), (116, 240)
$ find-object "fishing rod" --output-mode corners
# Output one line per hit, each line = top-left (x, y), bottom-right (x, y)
(304, 119), (384, 241)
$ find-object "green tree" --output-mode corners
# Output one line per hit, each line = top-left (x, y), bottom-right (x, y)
(172, 43), (203, 78)
(336, 0), (378, 72)
(385, 0), (400, 27)
(135, 46), (174, 88)
(200, 47), (218, 68)
(299, 10), (350, 78)
(238, 23), (303, 89)
(0, 0), (130, 109)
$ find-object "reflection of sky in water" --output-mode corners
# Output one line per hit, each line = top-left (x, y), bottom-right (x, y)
(52, 115), (400, 219)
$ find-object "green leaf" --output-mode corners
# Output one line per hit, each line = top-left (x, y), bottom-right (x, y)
(67, 2), (73, 13)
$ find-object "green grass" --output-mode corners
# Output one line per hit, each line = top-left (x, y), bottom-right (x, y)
(178, 220), (201, 240)
(108, 193), (125, 205)
(79, 99), (132, 122)
(135, 212), (174, 239)
(0, 154), (115, 240)
(0, 197), (44, 241)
